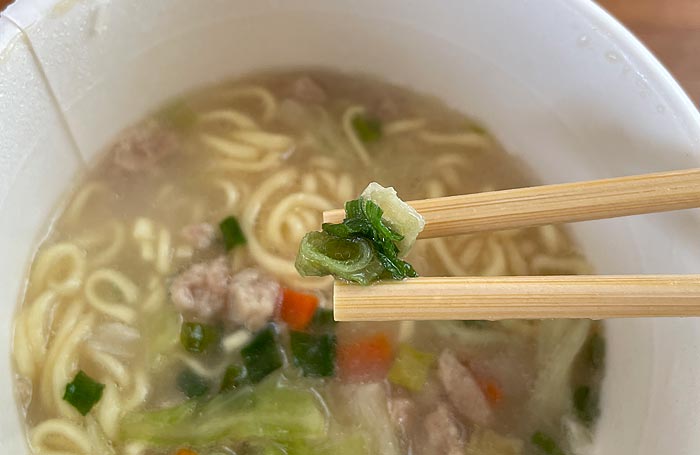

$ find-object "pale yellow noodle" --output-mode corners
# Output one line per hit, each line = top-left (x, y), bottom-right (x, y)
(539, 225), (566, 254)
(341, 105), (372, 166)
(96, 382), (120, 440)
(232, 130), (293, 150)
(85, 348), (131, 388)
(336, 173), (355, 202)
(531, 255), (593, 275)
(428, 238), (469, 276)
(90, 221), (126, 267)
(419, 130), (491, 148)
(141, 281), (166, 313)
(226, 86), (277, 122)
(212, 179), (242, 212)
(503, 237), (529, 275)
(31, 243), (86, 297)
(30, 418), (91, 454)
(309, 155), (338, 170)
(242, 169), (331, 289)
(86, 415), (115, 455)
(44, 313), (95, 418)
(198, 109), (258, 130)
(264, 192), (334, 250)
(459, 237), (485, 267)
(384, 118), (427, 135)
(301, 173), (318, 193)
(13, 311), (36, 379)
(64, 182), (112, 225)
(26, 291), (59, 368)
(156, 228), (172, 275)
(121, 367), (149, 411)
(176, 353), (229, 379)
(38, 300), (84, 413)
(211, 152), (281, 172)
(201, 133), (260, 160)
(480, 237), (508, 276)
(84, 269), (139, 324)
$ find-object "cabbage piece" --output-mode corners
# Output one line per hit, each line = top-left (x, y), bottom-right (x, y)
(530, 320), (592, 423)
(361, 182), (425, 255)
(465, 427), (523, 455)
(120, 380), (327, 447)
(335, 382), (400, 455)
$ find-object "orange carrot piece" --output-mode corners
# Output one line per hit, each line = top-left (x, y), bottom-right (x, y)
(478, 378), (503, 404)
(338, 333), (394, 381)
(280, 288), (319, 331)
(175, 449), (198, 455)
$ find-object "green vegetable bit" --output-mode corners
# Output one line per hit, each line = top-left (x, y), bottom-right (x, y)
(220, 216), (246, 251)
(309, 308), (336, 332)
(220, 364), (248, 392)
(587, 332), (606, 371)
(531, 431), (566, 455)
(388, 344), (435, 391)
(63, 370), (105, 415)
(241, 325), (283, 383)
(157, 100), (198, 131)
(180, 322), (221, 354)
(121, 379), (327, 446)
(296, 197), (417, 285)
(176, 369), (210, 398)
(352, 114), (382, 143)
(573, 385), (599, 425)
(290, 331), (336, 377)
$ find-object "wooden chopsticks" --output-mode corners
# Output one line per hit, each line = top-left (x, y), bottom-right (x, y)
(333, 275), (700, 321)
(325, 168), (700, 321)
(324, 168), (700, 239)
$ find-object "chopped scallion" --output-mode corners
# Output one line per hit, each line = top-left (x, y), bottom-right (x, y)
(290, 331), (336, 377)
(176, 369), (210, 399)
(573, 385), (599, 425)
(531, 431), (566, 455)
(219, 216), (246, 251)
(241, 325), (283, 383)
(180, 322), (221, 354)
(220, 364), (248, 392)
(352, 114), (382, 143)
(63, 370), (105, 415)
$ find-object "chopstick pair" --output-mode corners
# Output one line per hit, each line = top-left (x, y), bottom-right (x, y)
(323, 168), (700, 321)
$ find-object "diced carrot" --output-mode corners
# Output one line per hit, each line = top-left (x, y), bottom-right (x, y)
(477, 377), (503, 404)
(175, 449), (198, 455)
(280, 288), (319, 331)
(338, 333), (394, 382)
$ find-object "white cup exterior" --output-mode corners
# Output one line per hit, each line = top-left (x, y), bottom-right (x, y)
(1, 1), (699, 453)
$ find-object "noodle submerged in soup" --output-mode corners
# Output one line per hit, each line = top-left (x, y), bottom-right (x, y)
(12, 70), (603, 455)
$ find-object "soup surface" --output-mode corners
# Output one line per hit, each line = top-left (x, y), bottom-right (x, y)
(12, 70), (603, 455)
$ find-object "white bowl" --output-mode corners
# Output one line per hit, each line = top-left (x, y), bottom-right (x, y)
(1, 0), (699, 453)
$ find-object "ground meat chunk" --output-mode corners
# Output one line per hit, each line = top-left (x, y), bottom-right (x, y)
(389, 397), (416, 430)
(438, 350), (494, 426)
(170, 256), (230, 321)
(170, 259), (280, 330)
(226, 268), (280, 331)
(289, 76), (327, 104)
(181, 223), (216, 249)
(422, 403), (464, 455)
(113, 120), (178, 172)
